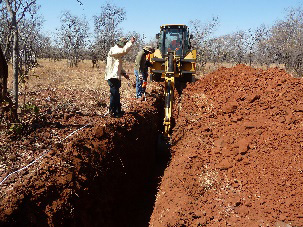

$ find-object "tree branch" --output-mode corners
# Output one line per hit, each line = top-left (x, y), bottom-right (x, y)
(3, 0), (14, 18)
(18, 0), (35, 23)
(76, 0), (83, 5)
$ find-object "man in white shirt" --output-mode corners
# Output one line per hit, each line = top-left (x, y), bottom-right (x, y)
(105, 36), (136, 118)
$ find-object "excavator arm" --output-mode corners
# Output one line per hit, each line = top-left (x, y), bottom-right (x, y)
(150, 24), (196, 139)
(163, 53), (175, 137)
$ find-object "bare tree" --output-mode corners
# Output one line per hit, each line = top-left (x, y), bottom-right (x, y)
(268, 7), (303, 76)
(4, 0), (19, 108)
(93, 2), (126, 61)
(189, 17), (219, 72)
(57, 11), (89, 67)
(229, 31), (247, 65)
(253, 24), (273, 68)
(0, 4), (12, 59)
(1, 0), (39, 112)
(243, 29), (257, 66)
(208, 35), (232, 65)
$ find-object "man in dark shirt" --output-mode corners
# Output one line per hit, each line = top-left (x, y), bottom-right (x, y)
(134, 46), (154, 99)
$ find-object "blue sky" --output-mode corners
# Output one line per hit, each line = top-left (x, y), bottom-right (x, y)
(37, 0), (303, 41)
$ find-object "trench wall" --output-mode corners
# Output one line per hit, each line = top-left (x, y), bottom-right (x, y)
(0, 97), (163, 227)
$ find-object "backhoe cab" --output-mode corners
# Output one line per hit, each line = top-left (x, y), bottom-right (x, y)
(150, 24), (196, 138)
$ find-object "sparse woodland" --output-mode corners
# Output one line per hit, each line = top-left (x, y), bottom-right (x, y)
(0, 0), (303, 126)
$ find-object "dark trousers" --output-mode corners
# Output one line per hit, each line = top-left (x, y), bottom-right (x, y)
(107, 78), (121, 115)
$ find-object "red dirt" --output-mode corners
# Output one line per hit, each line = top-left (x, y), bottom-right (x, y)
(150, 65), (303, 227)
(0, 87), (163, 226)
(2, 64), (303, 227)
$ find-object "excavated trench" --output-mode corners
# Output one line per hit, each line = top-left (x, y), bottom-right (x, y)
(4, 65), (302, 226)
(0, 94), (171, 227)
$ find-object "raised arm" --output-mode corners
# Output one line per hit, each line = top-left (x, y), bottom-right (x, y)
(110, 37), (136, 58)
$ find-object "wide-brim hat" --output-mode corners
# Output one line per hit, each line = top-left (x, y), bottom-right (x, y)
(117, 37), (128, 47)
(143, 46), (155, 53)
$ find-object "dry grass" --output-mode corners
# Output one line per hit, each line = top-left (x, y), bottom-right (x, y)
(7, 59), (140, 109)
(5, 59), (288, 108)
(6, 59), (287, 90)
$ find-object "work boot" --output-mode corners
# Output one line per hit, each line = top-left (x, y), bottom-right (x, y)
(109, 112), (116, 118)
(116, 111), (125, 118)
(108, 110), (124, 118)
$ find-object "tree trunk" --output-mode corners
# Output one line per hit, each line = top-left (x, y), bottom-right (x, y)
(3, 0), (19, 121)
(0, 44), (17, 122)
(4, 0), (19, 111)
(12, 13), (19, 110)
(0, 46), (8, 102)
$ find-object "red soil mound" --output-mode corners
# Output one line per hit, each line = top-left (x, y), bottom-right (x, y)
(150, 65), (303, 227)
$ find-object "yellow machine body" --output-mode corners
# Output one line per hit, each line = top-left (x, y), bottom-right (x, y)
(150, 24), (196, 137)
(151, 49), (196, 79)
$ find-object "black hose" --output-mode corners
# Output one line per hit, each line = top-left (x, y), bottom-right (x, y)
(168, 53), (174, 72)
(165, 81), (171, 109)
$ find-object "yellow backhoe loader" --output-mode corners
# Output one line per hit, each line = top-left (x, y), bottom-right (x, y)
(150, 24), (196, 138)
